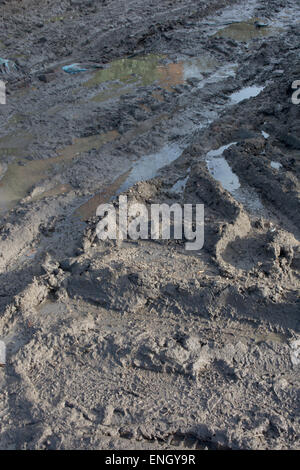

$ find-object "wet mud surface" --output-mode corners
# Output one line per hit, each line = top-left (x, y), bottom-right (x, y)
(0, 0), (299, 450)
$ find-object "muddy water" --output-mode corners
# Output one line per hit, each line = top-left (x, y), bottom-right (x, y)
(84, 54), (166, 88)
(230, 85), (265, 104)
(206, 143), (240, 192)
(81, 54), (238, 205)
(207, 158), (240, 192)
(117, 143), (183, 195)
(0, 5), (292, 219)
(0, 51), (233, 217)
(206, 143), (265, 214)
(75, 170), (131, 220)
(0, 130), (119, 213)
(271, 161), (282, 170)
(0, 159), (54, 213)
(214, 20), (275, 41)
(86, 53), (219, 101)
(78, 54), (244, 211)
(75, 144), (185, 220)
(261, 131), (270, 139)
(254, 332), (287, 345)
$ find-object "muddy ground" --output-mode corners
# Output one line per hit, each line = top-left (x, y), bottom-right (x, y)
(0, 0), (299, 450)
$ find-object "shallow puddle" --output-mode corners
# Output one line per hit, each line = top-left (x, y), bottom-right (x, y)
(0, 158), (62, 213)
(34, 300), (69, 328)
(84, 54), (166, 88)
(261, 130), (270, 139)
(214, 20), (276, 41)
(75, 170), (131, 220)
(206, 144), (238, 159)
(225, 328), (287, 346)
(271, 161), (282, 170)
(255, 332), (287, 345)
(206, 143), (240, 192)
(183, 56), (217, 81)
(117, 143), (183, 195)
(206, 142), (264, 214)
(198, 63), (237, 90)
(230, 85), (264, 104)
(0, 130), (119, 214)
(85, 53), (219, 101)
(207, 158), (240, 192)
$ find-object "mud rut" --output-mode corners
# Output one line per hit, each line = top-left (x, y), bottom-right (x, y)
(0, 0), (299, 450)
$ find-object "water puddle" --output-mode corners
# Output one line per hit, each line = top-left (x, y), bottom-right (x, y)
(34, 300), (70, 329)
(0, 130), (119, 214)
(207, 157), (240, 193)
(78, 54), (239, 213)
(85, 53), (219, 102)
(271, 161), (282, 170)
(230, 85), (265, 104)
(206, 143), (237, 159)
(198, 63), (237, 90)
(0, 158), (62, 213)
(255, 331), (287, 345)
(206, 143), (240, 192)
(84, 54), (166, 88)
(182, 56), (219, 81)
(261, 130), (270, 139)
(206, 142), (264, 214)
(75, 170), (131, 220)
(213, 19), (277, 42)
(116, 143), (183, 195)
